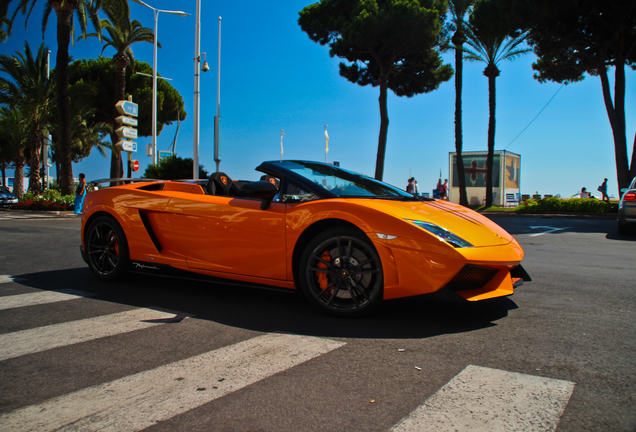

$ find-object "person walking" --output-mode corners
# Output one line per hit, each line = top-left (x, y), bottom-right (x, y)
(442, 179), (449, 200)
(74, 173), (86, 214)
(599, 178), (609, 202)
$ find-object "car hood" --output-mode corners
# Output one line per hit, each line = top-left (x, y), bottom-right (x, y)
(0, 192), (16, 199)
(352, 199), (514, 247)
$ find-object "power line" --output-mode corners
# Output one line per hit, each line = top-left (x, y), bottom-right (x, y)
(504, 83), (565, 150)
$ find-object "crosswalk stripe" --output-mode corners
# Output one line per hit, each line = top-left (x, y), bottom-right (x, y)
(0, 308), (183, 361)
(0, 275), (24, 285)
(0, 288), (93, 311)
(391, 365), (575, 432)
(0, 333), (346, 432)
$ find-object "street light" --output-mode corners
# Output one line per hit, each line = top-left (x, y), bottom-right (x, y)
(131, 0), (189, 166)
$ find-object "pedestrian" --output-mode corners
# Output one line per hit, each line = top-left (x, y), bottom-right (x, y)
(74, 173), (86, 214)
(434, 179), (443, 199)
(406, 177), (415, 194)
(442, 179), (449, 200)
(579, 187), (589, 198)
(598, 178), (609, 202)
(413, 180), (419, 195)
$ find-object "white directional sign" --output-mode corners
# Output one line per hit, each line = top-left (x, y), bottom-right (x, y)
(116, 115), (138, 127)
(115, 100), (139, 117)
(117, 139), (137, 153)
(116, 126), (138, 140)
(115, 99), (138, 155)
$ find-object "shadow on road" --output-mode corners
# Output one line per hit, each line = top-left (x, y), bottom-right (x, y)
(12, 267), (517, 340)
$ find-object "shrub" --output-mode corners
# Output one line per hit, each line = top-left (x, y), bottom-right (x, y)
(516, 197), (615, 213)
(11, 192), (75, 211)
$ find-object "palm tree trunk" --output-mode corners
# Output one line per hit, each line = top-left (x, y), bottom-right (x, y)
(375, 71), (390, 181)
(485, 68), (497, 208)
(27, 127), (42, 194)
(55, 9), (74, 196)
(599, 62), (630, 196)
(12, 149), (25, 199)
(454, 33), (468, 206)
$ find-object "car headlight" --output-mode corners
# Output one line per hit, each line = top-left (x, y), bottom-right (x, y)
(406, 220), (473, 248)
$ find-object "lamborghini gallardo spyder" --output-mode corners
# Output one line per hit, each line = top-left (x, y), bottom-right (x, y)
(80, 160), (530, 316)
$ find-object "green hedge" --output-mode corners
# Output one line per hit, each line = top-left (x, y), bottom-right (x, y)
(515, 197), (615, 214)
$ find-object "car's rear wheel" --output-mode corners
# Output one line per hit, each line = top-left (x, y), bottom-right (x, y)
(85, 215), (130, 281)
(299, 228), (383, 316)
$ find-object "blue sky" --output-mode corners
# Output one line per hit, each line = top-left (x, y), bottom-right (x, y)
(1, 0), (634, 198)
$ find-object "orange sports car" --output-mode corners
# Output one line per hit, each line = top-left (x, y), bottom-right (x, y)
(80, 160), (529, 316)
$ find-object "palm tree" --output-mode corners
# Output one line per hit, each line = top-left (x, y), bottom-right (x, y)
(448, 0), (474, 207)
(84, 0), (154, 179)
(0, 42), (55, 195)
(463, 24), (530, 207)
(2, 0), (105, 195)
(0, 105), (28, 198)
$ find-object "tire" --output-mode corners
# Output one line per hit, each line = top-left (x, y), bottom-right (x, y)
(85, 215), (130, 281)
(299, 227), (383, 316)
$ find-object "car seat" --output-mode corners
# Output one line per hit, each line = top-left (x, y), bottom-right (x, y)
(207, 172), (240, 196)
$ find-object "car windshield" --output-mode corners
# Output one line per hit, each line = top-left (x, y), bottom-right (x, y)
(273, 161), (415, 199)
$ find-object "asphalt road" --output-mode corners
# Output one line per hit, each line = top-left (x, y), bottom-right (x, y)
(0, 214), (634, 431)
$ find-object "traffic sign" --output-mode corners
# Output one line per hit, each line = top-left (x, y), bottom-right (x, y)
(116, 100), (139, 117)
(117, 140), (137, 152)
(116, 115), (138, 127)
(116, 126), (138, 140)
(132, 160), (140, 172)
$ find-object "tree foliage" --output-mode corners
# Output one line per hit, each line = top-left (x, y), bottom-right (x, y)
(1, 0), (107, 195)
(299, 0), (452, 180)
(500, 0), (636, 194)
(143, 154), (208, 180)
(465, 0), (530, 207)
(0, 105), (28, 197)
(68, 57), (187, 141)
(84, 0), (155, 179)
(0, 41), (55, 194)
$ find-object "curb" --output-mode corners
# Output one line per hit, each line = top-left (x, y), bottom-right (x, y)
(479, 211), (618, 220)
(0, 209), (79, 218)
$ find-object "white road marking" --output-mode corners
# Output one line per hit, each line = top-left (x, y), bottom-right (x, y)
(529, 226), (571, 237)
(0, 288), (93, 311)
(0, 275), (24, 284)
(391, 365), (575, 432)
(0, 333), (346, 432)
(0, 308), (183, 361)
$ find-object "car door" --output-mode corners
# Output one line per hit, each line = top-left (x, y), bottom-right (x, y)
(165, 195), (287, 281)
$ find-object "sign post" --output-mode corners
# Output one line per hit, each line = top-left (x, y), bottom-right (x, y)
(116, 97), (139, 178)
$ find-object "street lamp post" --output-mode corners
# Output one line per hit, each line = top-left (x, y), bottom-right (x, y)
(131, 0), (189, 166)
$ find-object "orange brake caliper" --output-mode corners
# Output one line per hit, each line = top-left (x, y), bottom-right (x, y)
(317, 250), (331, 292)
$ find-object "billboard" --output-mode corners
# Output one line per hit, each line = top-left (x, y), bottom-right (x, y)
(504, 152), (520, 189)
(452, 154), (500, 188)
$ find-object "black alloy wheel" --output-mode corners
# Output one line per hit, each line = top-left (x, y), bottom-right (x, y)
(85, 215), (130, 281)
(299, 228), (383, 316)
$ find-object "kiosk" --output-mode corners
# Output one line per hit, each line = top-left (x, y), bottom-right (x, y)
(448, 150), (521, 207)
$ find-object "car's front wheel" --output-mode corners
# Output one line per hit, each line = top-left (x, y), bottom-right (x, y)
(85, 215), (130, 281)
(299, 228), (383, 316)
